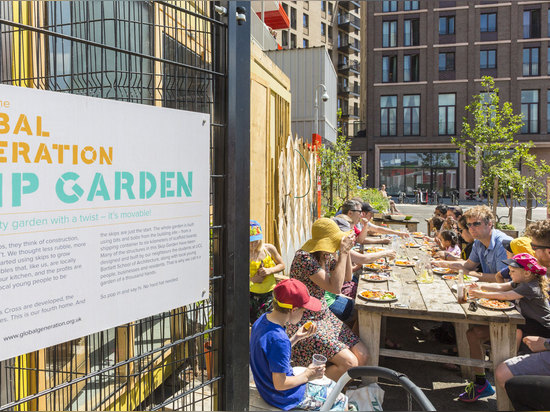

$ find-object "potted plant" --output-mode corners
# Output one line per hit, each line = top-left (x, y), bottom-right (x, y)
(495, 222), (518, 239)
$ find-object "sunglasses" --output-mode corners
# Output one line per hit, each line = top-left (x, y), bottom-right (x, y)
(531, 243), (550, 251)
(351, 209), (362, 213)
(466, 221), (484, 228)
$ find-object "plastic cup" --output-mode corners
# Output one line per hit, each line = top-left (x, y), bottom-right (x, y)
(312, 354), (327, 366)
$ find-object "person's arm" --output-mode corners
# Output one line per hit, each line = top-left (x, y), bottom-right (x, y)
(471, 282), (513, 292)
(362, 237), (391, 245)
(350, 249), (396, 265)
(432, 258), (477, 271)
(468, 288), (522, 301)
(523, 336), (550, 353)
(367, 221), (408, 238)
(272, 364), (324, 391)
(258, 244), (285, 276)
(356, 220), (370, 244)
(310, 235), (354, 294)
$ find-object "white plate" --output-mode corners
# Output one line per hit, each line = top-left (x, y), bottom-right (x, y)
(390, 215), (406, 221)
(477, 299), (516, 311)
(404, 244), (421, 248)
(432, 268), (456, 275)
(443, 275), (479, 283)
(361, 273), (391, 282)
(395, 262), (415, 267)
(358, 290), (398, 303)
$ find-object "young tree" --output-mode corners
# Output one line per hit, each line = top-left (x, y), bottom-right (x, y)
(453, 76), (550, 224)
(318, 117), (365, 215)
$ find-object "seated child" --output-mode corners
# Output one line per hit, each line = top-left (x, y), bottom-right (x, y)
(458, 253), (550, 402)
(250, 278), (348, 411)
(438, 230), (461, 258)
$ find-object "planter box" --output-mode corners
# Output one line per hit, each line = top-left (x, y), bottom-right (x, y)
(501, 229), (519, 239)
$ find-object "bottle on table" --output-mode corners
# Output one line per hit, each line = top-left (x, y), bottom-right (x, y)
(457, 269), (467, 303)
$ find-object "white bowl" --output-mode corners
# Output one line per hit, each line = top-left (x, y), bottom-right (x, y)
(390, 215), (406, 221)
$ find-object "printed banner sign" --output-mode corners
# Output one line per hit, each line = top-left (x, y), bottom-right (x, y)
(0, 85), (210, 360)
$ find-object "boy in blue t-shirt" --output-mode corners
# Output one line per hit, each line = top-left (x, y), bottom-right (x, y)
(250, 278), (348, 411)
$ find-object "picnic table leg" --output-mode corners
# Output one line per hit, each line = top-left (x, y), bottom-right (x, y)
(358, 310), (382, 383)
(454, 322), (473, 379)
(489, 322), (516, 411)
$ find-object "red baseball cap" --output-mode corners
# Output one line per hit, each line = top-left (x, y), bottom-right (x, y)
(502, 253), (547, 276)
(273, 279), (322, 311)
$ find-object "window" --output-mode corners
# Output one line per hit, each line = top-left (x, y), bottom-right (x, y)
(547, 90), (550, 133)
(321, 1), (326, 12)
(321, 23), (326, 36)
(404, 1), (419, 11)
(404, 95), (420, 136)
(480, 13), (497, 32)
(523, 9), (541, 38)
(439, 52), (455, 71)
(521, 90), (539, 133)
(382, 55), (397, 83)
(383, 1), (398, 12)
(439, 16), (455, 34)
(282, 31), (288, 47)
(290, 8), (297, 30)
(380, 96), (397, 136)
(303, 13), (309, 28)
(382, 21), (397, 47)
(328, 26), (333, 40)
(438, 93), (455, 135)
(404, 19), (419, 46)
(303, 39), (309, 48)
(303, 1), (309, 10)
(548, 46), (550, 75)
(523, 47), (539, 76)
(404, 54), (419, 82)
(480, 49), (496, 69)
(328, 2), (333, 15)
(290, 33), (296, 48)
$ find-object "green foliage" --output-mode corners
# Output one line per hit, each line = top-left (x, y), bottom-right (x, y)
(495, 222), (516, 231)
(355, 188), (390, 214)
(318, 114), (367, 214)
(453, 76), (550, 205)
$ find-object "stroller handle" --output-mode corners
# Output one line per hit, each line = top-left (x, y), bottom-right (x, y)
(320, 366), (436, 412)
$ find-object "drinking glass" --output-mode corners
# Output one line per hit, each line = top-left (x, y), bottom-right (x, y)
(312, 354), (327, 366)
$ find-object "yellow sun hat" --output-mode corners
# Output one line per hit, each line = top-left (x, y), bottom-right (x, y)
(301, 218), (352, 253)
(510, 237), (535, 256)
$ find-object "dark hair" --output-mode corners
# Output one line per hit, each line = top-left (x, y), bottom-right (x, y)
(447, 206), (463, 219)
(435, 204), (448, 215)
(311, 251), (323, 262)
(341, 199), (361, 215)
(439, 230), (459, 247)
(458, 215), (467, 229)
(432, 216), (444, 231)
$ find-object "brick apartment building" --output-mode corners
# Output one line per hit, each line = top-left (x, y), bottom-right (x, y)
(352, 0), (550, 198)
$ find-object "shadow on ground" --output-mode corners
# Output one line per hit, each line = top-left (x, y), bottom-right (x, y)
(378, 317), (496, 411)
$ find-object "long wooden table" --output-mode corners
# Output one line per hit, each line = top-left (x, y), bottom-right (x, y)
(355, 239), (524, 411)
(372, 216), (420, 232)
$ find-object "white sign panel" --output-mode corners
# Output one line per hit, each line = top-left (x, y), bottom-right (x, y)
(0, 85), (210, 361)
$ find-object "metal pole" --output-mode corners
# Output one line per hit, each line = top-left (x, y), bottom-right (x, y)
(224, 2), (251, 410)
(314, 89), (319, 136)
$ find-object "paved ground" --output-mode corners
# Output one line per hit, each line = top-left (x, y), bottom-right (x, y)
(395, 203), (548, 234)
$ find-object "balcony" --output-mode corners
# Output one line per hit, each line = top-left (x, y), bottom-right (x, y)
(341, 121), (366, 137)
(338, 13), (360, 33)
(339, 1), (361, 12)
(338, 61), (360, 76)
(338, 38), (360, 54)
(338, 84), (360, 98)
(340, 107), (360, 119)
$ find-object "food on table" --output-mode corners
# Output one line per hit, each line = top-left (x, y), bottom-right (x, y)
(477, 299), (515, 310)
(303, 321), (314, 330)
(395, 260), (415, 266)
(375, 258), (386, 264)
(362, 272), (391, 282)
(404, 242), (420, 248)
(365, 247), (386, 253)
(363, 263), (391, 271)
(359, 289), (397, 301)
(433, 267), (456, 275)
(412, 232), (424, 238)
(442, 274), (478, 282)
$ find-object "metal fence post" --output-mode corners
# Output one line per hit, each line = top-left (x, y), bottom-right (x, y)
(224, 1), (251, 410)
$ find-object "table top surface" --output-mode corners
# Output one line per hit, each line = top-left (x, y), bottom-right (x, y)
(354, 237), (525, 325)
(373, 216), (420, 223)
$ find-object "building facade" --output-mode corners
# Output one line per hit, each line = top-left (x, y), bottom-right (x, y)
(274, 1), (361, 142)
(354, 0), (550, 198)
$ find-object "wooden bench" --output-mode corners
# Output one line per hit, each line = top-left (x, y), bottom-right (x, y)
(249, 385), (282, 411)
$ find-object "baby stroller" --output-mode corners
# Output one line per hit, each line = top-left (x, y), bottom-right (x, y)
(320, 366), (435, 411)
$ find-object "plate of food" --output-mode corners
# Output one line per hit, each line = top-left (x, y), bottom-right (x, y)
(477, 299), (515, 311)
(363, 263), (391, 272)
(358, 289), (398, 302)
(362, 272), (391, 282)
(443, 274), (479, 283)
(432, 267), (457, 275)
(390, 215), (406, 221)
(395, 260), (415, 267)
(365, 247), (386, 253)
(411, 232), (424, 238)
(404, 242), (421, 248)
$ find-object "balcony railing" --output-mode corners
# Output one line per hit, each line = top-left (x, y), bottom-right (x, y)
(340, 107), (360, 118)
(338, 13), (361, 32)
(338, 61), (360, 75)
(338, 38), (360, 53)
(339, 1), (361, 11)
(338, 84), (360, 96)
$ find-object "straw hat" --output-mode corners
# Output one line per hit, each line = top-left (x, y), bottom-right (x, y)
(301, 218), (350, 253)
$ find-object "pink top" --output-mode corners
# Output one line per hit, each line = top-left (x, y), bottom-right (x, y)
(446, 244), (461, 257)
